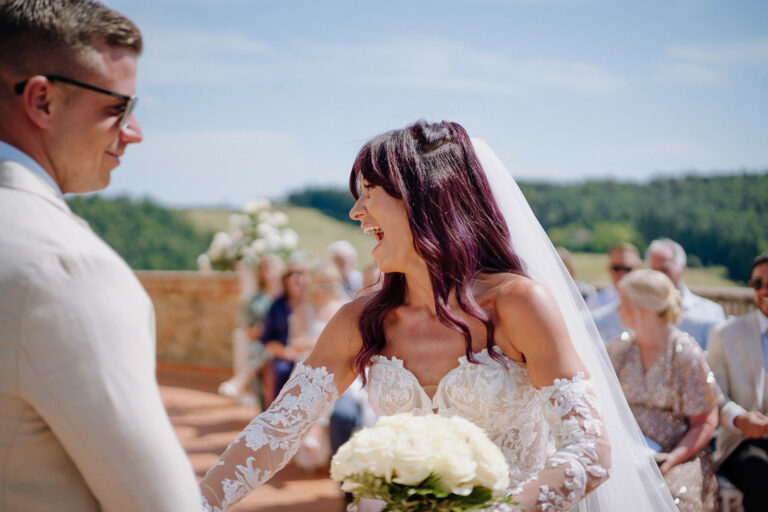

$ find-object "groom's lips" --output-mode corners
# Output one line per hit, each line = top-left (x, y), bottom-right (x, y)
(106, 151), (123, 164)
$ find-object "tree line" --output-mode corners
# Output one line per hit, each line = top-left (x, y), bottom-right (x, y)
(290, 171), (768, 282)
(67, 195), (211, 271)
(67, 171), (767, 281)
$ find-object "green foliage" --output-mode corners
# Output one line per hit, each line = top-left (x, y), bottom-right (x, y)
(344, 472), (518, 512)
(67, 195), (211, 270)
(549, 222), (644, 253)
(287, 186), (356, 223)
(524, 172), (768, 281)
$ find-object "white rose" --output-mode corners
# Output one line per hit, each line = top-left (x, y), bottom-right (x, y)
(281, 229), (299, 250)
(228, 213), (250, 231)
(197, 254), (212, 271)
(250, 239), (267, 255)
(257, 222), (275, 237)
(207, 231), (232, 259)
(272, 211), (289, 227)
(257, 210), (273, 223)
(390, 423), (434, 486)
(263, 231), (283, 253)
(243, 199), (271, 214)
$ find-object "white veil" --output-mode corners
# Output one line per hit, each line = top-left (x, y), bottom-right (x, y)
(471, 138), (677, 511)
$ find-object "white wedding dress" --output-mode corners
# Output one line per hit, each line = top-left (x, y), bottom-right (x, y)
(200, 349), (609, 511)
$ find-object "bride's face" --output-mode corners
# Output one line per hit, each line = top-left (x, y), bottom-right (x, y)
(350, 178), (417, 274)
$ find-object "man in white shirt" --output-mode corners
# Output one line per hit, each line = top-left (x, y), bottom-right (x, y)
(0, 1), (201, 510)
(591, 242), (641, 310)
(707, 253), (768, 511)
(646, 238), (726, 348)
(593, 238), (725, 346)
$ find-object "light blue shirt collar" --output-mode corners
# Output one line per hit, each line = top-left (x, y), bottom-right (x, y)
(756, 310), (768, 373)
(0, 140), (63, 198)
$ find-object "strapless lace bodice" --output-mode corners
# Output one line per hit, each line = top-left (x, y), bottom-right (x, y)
(367, 349), (550, 493)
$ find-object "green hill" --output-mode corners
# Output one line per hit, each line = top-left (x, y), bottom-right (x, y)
(181, 205), (376, 270)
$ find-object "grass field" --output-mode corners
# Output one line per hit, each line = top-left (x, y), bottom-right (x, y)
(181, 206), (738, 287)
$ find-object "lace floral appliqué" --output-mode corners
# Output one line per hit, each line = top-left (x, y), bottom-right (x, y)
(532, 373), (610, 511)
(199, 363), (338, 512)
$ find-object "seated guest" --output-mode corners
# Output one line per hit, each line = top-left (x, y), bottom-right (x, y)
(593, 243), (642, 309)
(286, 263), (348, 471)
(219, 253), (284, 406)
(595, 238), (725, 347)
(261, 260), (310, 400)
(706, 252), (768, 512)
(607, 269), (720, 511)
(327, 240), (363, 299)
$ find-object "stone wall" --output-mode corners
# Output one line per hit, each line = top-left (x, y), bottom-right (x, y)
(137, 271), (756, 369)
(137, 271), (240, 368)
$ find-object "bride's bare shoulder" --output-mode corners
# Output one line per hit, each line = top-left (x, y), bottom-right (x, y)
(480, 272), (555, 310)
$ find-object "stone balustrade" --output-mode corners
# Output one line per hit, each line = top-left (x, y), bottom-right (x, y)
(137, 271), (757, 369)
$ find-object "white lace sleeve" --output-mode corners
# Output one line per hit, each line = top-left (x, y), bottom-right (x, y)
(508, 373), (611, 511)
(199, 362), (338, 512)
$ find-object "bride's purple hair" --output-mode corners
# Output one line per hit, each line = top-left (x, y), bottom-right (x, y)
(349, 120), (525, 381)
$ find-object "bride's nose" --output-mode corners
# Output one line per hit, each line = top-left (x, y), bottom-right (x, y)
(349, 196), (365, 221)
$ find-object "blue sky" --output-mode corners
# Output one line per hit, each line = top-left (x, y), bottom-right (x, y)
(103, 0), (768, 207)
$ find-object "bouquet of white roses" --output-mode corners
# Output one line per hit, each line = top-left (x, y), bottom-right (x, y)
(197, 199), (299, 271)
(330, 413), (517, 512)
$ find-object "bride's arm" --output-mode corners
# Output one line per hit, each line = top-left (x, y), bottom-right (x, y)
(494, 278), (611, 511)
(199, 300), (363, 512)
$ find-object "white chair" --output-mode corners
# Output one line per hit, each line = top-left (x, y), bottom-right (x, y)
(717, 475), (744, 512)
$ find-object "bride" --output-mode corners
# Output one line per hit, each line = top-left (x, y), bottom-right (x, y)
(200, 121), (677, 511)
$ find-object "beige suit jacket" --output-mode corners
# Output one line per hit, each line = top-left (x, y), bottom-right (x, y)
(0, 159), (201, 511)
(706, 310), (768, 465)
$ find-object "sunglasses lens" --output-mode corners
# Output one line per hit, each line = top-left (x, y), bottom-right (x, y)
(119, 97), (137, 130)
(751, 278), (765, 290)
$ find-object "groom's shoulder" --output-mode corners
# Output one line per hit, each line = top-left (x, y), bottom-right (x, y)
(0, 192), (136, 296)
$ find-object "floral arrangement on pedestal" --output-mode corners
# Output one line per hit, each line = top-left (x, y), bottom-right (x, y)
(197, 199), (300, 271)
(330, 412), (517, 512)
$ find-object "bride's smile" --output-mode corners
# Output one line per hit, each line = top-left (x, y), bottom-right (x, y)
(350, 179), (418, 274)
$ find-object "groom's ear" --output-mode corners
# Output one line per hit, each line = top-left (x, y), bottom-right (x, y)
(17, 76), (58, 130)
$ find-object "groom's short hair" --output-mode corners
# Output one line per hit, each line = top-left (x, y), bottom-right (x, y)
(0, 0), (142, 96)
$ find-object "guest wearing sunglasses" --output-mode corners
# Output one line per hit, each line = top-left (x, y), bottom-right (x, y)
(593, 242), (642, 309)
(0, 1), (200, 510)
(706, 252), (768, 511)
(591, 243), (642, 342)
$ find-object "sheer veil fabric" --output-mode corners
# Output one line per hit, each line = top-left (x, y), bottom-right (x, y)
(471, 139), (677, 511)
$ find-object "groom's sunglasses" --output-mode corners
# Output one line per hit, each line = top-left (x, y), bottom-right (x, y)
(748, 278), (768, 291)
(14, 74), (138, 130)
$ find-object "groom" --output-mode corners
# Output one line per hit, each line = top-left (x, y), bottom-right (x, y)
(0, 1), (201, 510)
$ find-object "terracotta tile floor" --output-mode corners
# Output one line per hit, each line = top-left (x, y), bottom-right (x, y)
(158, 366), (345, 512)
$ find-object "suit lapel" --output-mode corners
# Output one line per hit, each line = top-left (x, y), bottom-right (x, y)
(742, 312), (765, 410)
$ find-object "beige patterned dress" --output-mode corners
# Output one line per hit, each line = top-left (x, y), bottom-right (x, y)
(607, 327), (721, 512)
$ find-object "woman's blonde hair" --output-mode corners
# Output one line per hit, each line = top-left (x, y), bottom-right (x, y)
(618, 269), (683, 324)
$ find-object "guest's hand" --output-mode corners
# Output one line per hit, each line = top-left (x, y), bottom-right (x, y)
(283, 346), (300, 361)
(734, 411), (768, 439)
(654, 447), (687, 475)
